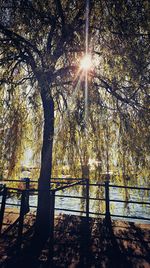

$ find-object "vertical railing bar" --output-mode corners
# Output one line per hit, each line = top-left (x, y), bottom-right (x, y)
(0, 186), (7, 234)
(78, 178), (90, 267)
(105, 180), (111, 224)
(86, 178), (90, 267)
(17, 190), (26, 252)
(86, 178), (89, 220)
(25, 178), (30, 213)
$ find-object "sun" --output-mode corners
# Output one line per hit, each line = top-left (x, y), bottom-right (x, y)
(80, 54), (92, 70)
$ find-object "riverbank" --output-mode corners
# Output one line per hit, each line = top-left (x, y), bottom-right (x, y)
(0, 210), (150, 267)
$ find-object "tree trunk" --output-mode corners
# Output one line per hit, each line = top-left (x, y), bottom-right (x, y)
(35, 92), (54, 238)
(26, 83), (55, 260)
(12, 83), (55, 266)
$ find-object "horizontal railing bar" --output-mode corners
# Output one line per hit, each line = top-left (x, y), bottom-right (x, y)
(51, 178), (86, 180)
(1, 179), (22, 182)
(1, 196), (150, 205)
(54, 180), (84, 192)
(27, 180), (37, 183)
(55, 207), (105, 216)
(109, 199), (150, 205)
(0, 179), (85, 185)
(7, 188), (44, 192)
(110, 214), (150, 221)
(6, 182), (85, 192)
(89, 211), (105, 216)
(6, 203), (20, 206)
(1, 178), (85, 181)
(55, 194), (85, 199)
(2, 179), (150, 191)
(2, 201), (149, 209)
(1, 206), (149, 221)
(90, 197), (105, 201)
(1, 179), (35, 183)
(53, 182), (150, 190)
(55, 194), (105, 201)
(109, 184), (150, 191)
(51, 182), (86, 185)
(89, 184), (150, 191)
(51, 181), (73, 184)
(6, 188), (52, 193)
(89, 183), (104, 187)
(55, 208), (86, 213)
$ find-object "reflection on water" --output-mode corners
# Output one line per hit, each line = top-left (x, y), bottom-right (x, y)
(2, 182), (150, 224)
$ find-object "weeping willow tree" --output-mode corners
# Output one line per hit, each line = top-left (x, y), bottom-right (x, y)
(53, 76), (150, 182)
(52, 0), (150, 183)
(0, 81), (31, 178)
(0, 0), (150, 260)
(0, 0), (87, 259)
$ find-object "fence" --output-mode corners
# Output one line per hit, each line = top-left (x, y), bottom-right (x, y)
(0, 178), (150, 253)
(1, 178), (150, 224)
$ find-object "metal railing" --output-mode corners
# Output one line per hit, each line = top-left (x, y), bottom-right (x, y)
(1, 178), (150, 221)
(0, 177), (150, 265)
(0, 178), (89, 252)
(1, 178), (150, 218)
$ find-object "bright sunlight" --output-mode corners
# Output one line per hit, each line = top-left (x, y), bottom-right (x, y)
(80, 54), (92, 70)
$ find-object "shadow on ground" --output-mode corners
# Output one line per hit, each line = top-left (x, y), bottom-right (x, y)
(0, 214), (150, 267)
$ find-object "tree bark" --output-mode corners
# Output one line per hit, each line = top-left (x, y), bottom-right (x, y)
(11, 82), (55, 266)
(25, 76), (55, 260)
(35, 91), (54, 238)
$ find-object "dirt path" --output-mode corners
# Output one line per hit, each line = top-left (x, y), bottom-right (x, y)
(0, 212), (149, 267)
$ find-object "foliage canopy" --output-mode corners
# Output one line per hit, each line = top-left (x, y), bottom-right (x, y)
(0, 0), (150, 180)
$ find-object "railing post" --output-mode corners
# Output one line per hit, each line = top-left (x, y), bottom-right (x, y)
(105, 180), (111, 223)
(17, 190), (26, 251)
(25, 177), (30, 213)
(86, 178), (89, 220)
(86, 178), (90, 266)
(79, 179), (90, 267)
(25, 177), (30, 190)
(48, 190), (55, 266)
(0, 186), (7, 234)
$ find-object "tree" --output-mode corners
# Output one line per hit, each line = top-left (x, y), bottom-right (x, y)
(0, 0), (150, 260)
(51, 0), (150, 182)
(0, 0), (87, 257)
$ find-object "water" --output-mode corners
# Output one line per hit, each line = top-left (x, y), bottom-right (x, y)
(3, 185), (150, 224)
(108, 186), (150, 222)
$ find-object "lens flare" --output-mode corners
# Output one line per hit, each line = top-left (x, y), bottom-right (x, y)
(80, 54), (92, 70)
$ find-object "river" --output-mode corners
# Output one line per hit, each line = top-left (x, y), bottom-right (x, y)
(3, 182), (150, 224)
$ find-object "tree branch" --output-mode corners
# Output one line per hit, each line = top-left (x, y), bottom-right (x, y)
(94, 78), (149, 111)
(0, 23), (41, 57)
(47, 20), (56, 53)
(55, 0), (65, 32)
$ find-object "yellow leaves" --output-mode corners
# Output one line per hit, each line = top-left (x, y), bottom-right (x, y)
(0, 84), (32, 179)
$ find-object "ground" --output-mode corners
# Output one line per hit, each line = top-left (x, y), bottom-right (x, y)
(0, 209), (150, 267)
